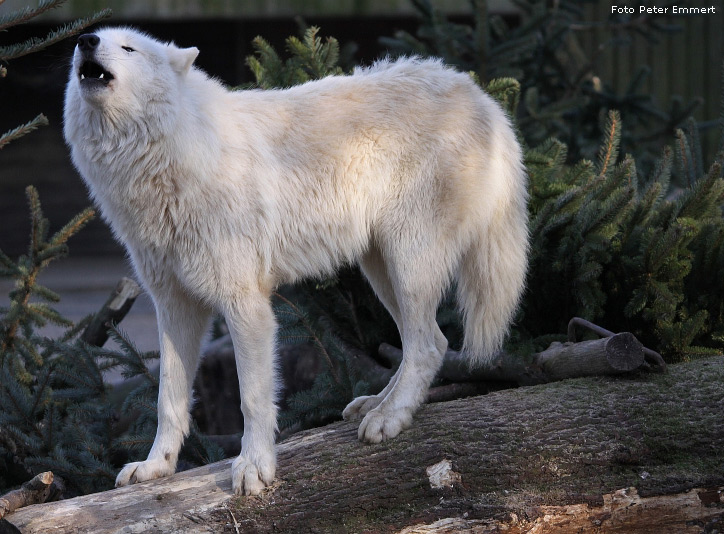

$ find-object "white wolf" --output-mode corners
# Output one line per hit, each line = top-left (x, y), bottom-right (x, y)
(63, 27), (528, 496)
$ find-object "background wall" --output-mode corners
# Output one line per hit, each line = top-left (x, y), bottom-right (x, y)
(579, 1), (723, 168)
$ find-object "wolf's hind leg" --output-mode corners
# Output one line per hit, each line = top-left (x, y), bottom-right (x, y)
(343, 244), (403, 421)
(343, 368), (400, 422)
(357, 243), (449, 444)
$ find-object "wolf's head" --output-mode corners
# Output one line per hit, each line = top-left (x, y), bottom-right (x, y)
(67, 27), (199, 113)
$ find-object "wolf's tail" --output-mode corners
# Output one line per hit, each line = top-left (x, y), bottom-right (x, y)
(455, 145), (529, 367)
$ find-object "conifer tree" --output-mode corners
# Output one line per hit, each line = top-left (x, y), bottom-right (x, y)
(523, 110), (724, 361)
(246, 26), (344, 89)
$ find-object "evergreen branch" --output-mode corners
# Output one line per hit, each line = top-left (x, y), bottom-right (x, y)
(674, 128), (695, 187)
(0, 248), (20, 275)
(27, 303), (72, 328)
(15, 338), (43, 373)
(679, 162), (724, 221)
(634, 182), (664, 230)
(485, 77), (521, 115)
(29, 283), (61, 304)
(625, 288), (649, 317)
(685, 118), (703, 180)
(273, 292), (341, 385)
(0, 115), (48, 150)
(28, 365), (53, 425)
(649, 146), (673, 190)
(0, 0), (65, 33)
(0, 365), (34, 425)
(51, 350), (105, 399)
(106, 325), (159, 385)
(119, 382), (156, 414)
(49, 207), (95, 247)
(26, 186), (46, 265)
(597, 110), (621, 178)
(0, 9), (112, 61)
(40, 404), (59, 450)
(115, 434), (154, 454)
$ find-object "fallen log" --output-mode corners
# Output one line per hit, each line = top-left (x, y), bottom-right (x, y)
(7, 356), (723, 533)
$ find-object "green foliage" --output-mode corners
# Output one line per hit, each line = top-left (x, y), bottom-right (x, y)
(0, 10), (112, 62)
(0, 114), (49, 150)
(0, 186), (95, 372)
(524, 110), (724, 361)
(246, 26), (344, 89)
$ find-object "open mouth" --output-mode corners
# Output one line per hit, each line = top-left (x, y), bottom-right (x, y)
(79, 60), (114, 85)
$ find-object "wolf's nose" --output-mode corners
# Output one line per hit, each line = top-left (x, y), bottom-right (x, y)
(77, 34), (100, 52)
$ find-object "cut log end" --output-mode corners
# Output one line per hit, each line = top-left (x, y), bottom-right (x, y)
(0, 472), (55, 520)
(605, 332), (644, 372)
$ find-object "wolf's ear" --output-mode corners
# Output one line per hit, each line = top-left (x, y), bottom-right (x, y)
(167, 45), (199, 75)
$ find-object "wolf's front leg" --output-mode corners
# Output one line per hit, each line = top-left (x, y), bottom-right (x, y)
(115, 288), (210, 487)
(225, 292), (278, 496)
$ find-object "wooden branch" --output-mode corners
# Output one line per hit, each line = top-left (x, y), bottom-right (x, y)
(533, 333), (643, 381)
(381, 328), (648, 388)
(0, 472), (53, 520)
(568, 316), (667, 372)
(6, 357), (723, 533)
(81, 277), (142, 347)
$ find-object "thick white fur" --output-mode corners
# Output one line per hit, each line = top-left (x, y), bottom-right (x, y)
(63, 27), (528, 496)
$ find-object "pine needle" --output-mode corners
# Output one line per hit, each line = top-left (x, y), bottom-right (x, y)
(0, 9), (112, 61)
(0, 115), (48, 150)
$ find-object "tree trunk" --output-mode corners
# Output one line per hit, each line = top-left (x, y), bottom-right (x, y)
(6, 357), (724, 533)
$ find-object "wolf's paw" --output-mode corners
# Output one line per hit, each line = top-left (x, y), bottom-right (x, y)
(115, 458), (174, 487)
(357, 407), (414, 444)
(342, 395), (384, 421)
(232, 452), (276, 496)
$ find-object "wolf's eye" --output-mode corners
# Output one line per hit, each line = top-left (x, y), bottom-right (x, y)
(122, 46), (135, 52)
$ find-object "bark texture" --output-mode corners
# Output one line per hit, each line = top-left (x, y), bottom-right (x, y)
(0, 473), (54, 520)
(81, 277), (141, 347)
(7, 357), (724, 533)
